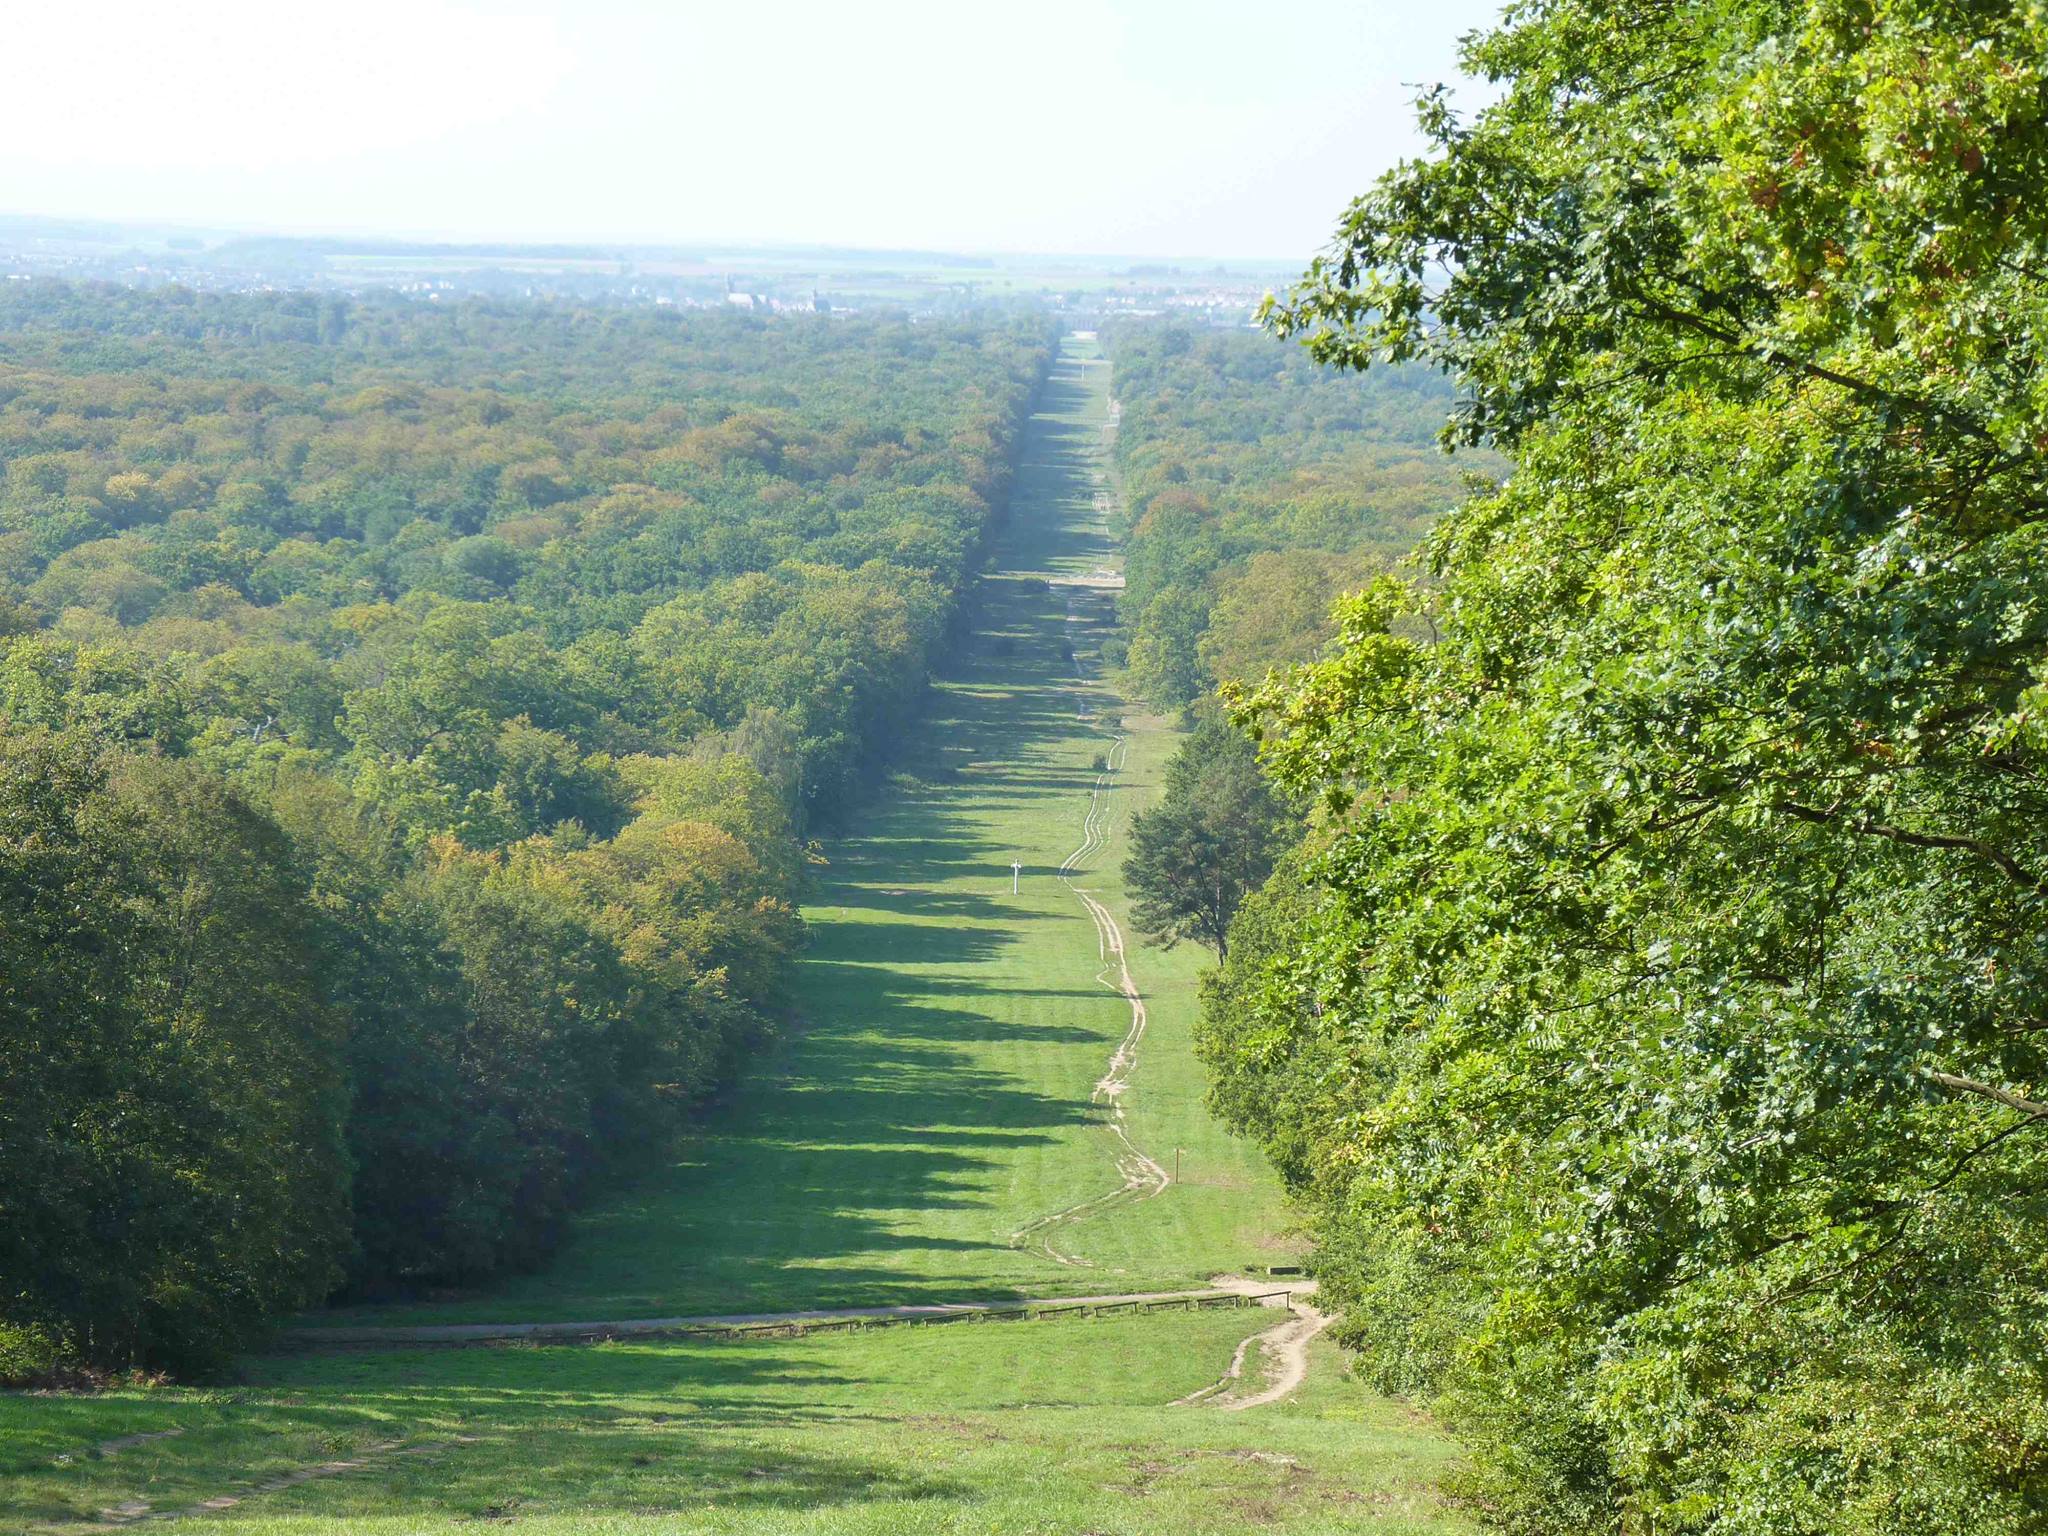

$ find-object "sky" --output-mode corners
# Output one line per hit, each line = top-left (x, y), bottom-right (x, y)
(2, 0), (1501, 260)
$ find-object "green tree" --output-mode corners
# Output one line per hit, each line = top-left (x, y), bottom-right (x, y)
(1214, 2), (2048, 1530)
(0, 282), (1056, 1369)
(1200, 548), (1377, 685)
(0, 734), (347, 1376)
(1122, 717), (1292, 959)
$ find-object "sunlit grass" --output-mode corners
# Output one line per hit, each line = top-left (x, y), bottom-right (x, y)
(4, 1313), (1470, 1535)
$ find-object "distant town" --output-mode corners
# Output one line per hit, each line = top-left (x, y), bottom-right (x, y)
(0, 213), (1291, 324)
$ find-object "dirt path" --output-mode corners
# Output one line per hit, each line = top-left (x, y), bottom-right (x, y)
(1007, 572), (1171, 1268)
(1173, 1278), (1330, 1411)
(1175, 1307), (1331, 1411)
(285, 1286), (1285, 1348)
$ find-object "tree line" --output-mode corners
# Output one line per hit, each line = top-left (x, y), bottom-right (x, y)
(1197, 3), (2048, 1532)
(0, 284), (1053, 1378)
(1101, 322), (1484, 708)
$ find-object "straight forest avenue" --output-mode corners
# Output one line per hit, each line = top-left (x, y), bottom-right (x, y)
(3, 336), (1471, 1536)
(307, 331), (1288, 1334)
(10, 6), (2032, 1525)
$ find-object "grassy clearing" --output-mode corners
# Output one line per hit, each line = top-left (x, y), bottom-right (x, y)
(1, 336), (1464, 1535)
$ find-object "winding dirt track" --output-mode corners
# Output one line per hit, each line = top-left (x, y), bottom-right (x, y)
(1007, 578), (1171, 1268)
(1173, 1305), (1331, 1411)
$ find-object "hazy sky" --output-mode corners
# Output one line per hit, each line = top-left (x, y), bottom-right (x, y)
(5, 0), (1501, 259)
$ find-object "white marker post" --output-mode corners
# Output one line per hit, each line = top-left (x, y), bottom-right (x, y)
(1012, 860), (1022, 894)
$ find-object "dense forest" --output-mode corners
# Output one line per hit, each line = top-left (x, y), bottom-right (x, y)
(1102, 324), (1480, 706)
(0, 284), (1051, 1376)
(1200, 2), (2048, 1533)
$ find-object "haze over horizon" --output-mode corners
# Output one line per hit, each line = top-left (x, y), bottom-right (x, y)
(3, 0), (1497, 261)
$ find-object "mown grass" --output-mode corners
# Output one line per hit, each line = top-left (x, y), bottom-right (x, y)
(4, 1311), (1470, 1535)
(2, 336), (1462, 1535)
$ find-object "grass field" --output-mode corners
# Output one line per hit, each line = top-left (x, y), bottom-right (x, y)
(0, 336), (1468, 1535)
(3, 1311), (1470, 1535)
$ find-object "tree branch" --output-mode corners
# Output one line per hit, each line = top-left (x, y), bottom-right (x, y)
(1921, 1067), (2048, 1119)
(1774, 801), (2048, 896)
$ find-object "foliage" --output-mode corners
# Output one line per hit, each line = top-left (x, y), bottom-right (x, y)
(0, 732), (346, 1374)
(1103, 323), (1482, 707)
(1122, 714), (1294, 958)
(1207, 2), (2048, 1531)
(0, 284), (1053, 1374)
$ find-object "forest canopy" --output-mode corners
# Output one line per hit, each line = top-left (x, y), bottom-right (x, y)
(0, 283), (1051, 1376)
(1102, 323), (1482, 707)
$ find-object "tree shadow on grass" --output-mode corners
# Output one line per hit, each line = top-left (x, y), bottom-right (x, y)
(29, 1342), (977, 1531)
(793, 988), (1107, 1057)
(301, 349), (1133, 1336)
(390, 1028), (1100, 1320)
(821, 886), (1059, 923)
(326, 1428), (970, 1522)
(800, 914), (1014, 969)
